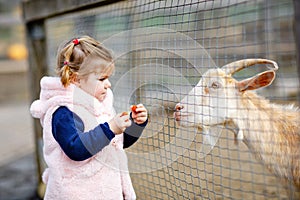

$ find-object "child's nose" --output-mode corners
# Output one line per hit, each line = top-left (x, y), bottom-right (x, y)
(104, 79), (111, 88)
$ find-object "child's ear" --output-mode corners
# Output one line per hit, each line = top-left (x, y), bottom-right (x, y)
(70, 73), (80, 86)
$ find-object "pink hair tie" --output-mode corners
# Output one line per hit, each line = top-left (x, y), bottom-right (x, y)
(64, 61), (69, 65)
(73, 39), (79, 45)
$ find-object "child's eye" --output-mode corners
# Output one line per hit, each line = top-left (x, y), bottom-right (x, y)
(97, 74), (110, 81)
(98, 76), (109, 81)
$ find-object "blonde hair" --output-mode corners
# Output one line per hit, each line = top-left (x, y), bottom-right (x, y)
(56, 35), (114, 87)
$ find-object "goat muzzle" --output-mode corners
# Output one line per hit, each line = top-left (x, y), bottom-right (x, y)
(175, 103), (184, 111)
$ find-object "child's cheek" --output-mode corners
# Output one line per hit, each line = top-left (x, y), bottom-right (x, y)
(96, 92), (104, 101)
(95, 84), (103, 95)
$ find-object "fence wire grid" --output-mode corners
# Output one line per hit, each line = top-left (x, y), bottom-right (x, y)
(43, 0), (299, 199)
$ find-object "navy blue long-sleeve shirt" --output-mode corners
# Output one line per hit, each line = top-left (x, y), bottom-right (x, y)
(52, 106), (147, 161)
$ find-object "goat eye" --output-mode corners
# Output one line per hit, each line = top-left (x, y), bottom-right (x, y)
(211, 82), (221, 89)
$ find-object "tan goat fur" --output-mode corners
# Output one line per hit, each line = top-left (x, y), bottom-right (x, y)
(230, 81), (300, 188)
(174, 59), (300, 190)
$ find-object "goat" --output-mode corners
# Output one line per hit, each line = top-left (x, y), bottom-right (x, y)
(174, 59), (300, 190)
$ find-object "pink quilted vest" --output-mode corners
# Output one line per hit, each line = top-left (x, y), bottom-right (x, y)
(30, 76), (136, 200)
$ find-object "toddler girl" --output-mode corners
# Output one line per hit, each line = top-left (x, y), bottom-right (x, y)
(30, 36), (148, 200)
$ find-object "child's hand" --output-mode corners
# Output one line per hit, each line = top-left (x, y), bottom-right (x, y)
(131, 104), (148, 124)
(108, 112), (132, 135)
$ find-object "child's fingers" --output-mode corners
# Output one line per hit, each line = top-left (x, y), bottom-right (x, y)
(120, 111), (128, 117)
(117, 112), (131, 123)
(132, 104), (147, 113)
(120, 113), (129, 120)
(119, 118), (131, 127)
(133, 110), (147, 122)
(131, 111), (146, 121)
(116, 114), (131, 127)
(134, 111), (147, 118)
(134, 117), (147, 124)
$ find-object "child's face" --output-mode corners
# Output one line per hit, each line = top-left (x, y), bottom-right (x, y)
(78, 71), (112, 102)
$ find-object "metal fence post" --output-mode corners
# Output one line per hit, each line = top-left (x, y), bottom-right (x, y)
(24, 19), (48, 198)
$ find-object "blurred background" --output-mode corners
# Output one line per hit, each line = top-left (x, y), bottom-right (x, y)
(0, 0), (37, 199)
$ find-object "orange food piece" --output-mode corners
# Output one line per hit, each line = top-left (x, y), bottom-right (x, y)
(121, 111), (128, 117)
(131, 105), (137, 112)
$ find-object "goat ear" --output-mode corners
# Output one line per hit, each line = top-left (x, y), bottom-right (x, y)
(236, 70), (276, 92)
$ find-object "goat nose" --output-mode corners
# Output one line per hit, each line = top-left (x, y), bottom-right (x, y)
(175, 103), (184, 111)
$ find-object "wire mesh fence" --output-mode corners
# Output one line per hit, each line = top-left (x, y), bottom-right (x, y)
(33, 0), (300, 199)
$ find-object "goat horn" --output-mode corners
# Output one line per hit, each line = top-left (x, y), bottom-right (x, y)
(223, 58), (279, 76)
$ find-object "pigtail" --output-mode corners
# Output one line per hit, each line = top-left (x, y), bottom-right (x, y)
(61, 63), (71, 87)
(59, 41), (77, 87)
